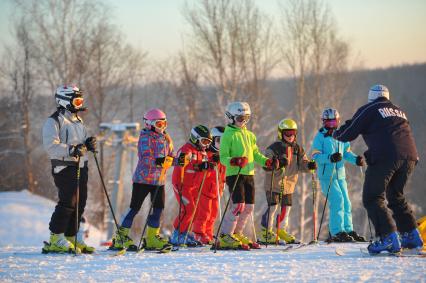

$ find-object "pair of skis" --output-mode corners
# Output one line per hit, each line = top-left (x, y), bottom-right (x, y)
(334, 247), (426, 258)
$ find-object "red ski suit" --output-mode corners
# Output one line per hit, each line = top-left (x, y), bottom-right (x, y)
(192, 150), (226, 240)
(172, 143), (209, 233)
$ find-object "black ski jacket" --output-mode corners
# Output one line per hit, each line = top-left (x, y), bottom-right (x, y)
(333, 97), (418, 164)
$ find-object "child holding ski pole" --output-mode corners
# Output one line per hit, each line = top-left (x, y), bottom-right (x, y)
(192, 126), (227, 244)
(259, 118), (317, 245)
(170, 125), (213, 247)
(111, 109), (185, 251)
(42, 84), (96, 254)
(216, 102), (278, 250)
(311, 108), (366, 242)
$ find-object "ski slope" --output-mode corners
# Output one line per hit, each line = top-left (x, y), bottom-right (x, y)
(1, 190), (425, 282)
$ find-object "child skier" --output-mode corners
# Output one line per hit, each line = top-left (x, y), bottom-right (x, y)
(192, 126), (227, 244)
(217, 102), (279, 250)
(111, 108), (185, 251)
(42, 84), (96, 254)
(311, 108), (366, 242)
(259, 118), (317, 245)
(170, 125), (213, 246)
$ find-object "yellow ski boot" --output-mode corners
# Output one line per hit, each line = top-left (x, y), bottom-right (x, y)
(42, 233), (81, 254)
(144, 226), (172, 251)
(111, 227), (137, 251)
(66, 235), (95, 254)
(278, 229), (298, 244)
(258, 227), (280, 244)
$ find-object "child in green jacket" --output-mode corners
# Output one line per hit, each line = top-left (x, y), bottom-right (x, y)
(217, 102), (278, 250)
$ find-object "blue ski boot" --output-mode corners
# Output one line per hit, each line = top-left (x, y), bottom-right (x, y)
(169, 229), (181, 246)
(400, 228), (423, 250)
(367, 231), (401, 254)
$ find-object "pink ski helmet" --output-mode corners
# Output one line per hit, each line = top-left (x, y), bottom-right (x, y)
(143, 108), (167, 130)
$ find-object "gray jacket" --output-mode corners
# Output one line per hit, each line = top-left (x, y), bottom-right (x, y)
(42, 108), (88, 168)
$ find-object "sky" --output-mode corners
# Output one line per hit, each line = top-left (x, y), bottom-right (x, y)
(0, 0), (425, 70)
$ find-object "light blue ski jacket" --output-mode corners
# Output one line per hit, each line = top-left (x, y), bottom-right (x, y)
(311, 128), (357, 180)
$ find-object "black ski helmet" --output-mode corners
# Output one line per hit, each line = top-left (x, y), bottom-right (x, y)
(189, 125), (212, 149)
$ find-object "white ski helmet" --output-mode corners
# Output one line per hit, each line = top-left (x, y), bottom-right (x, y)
(210, 126), (225, 151)
(368, 84), (390, 102)
(225, 102), (251, 124)
(55, 84), (84, 112)
(321, 108), (340, 120)
(322, 108), (340, 129)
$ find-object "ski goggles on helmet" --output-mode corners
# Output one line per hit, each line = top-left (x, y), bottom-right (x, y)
(199, 137), (212, 146)
(153, 119), (167, 130)
(283, 129), (297, 137)
(72, 97), (84, 108)
(323, 119), (338, 129)
(235, 114), (250, 123)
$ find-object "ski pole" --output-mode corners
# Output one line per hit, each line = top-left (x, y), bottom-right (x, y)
(93, 152), (125, 254)
(265, 168), (276, 248)
(317, 165), (335, 241)
(275, 169), (286, 244)
(310, 166), (318, 244)
(359, 166), (373, 242)
(215, 166), (222, 219)
(137, 156), (173, 251)
(184, 169), (208, 245)
(213, 167), (242, 253)
(250, 211), (257, 243)
(74, 156), (80, 255)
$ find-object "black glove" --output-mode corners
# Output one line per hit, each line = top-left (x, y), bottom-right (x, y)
(330, 152), (342, 163)
(85, 136), (97, 152)
(70, 144), (87, 157)
(356, 155), (365, 166)
(197, 161), (214, 171)
(176, 152), (186, 167)
(155, 157), (166, 167)
(278, 157), (288, 168)
(211, 154), (220, 163)
(307, 160), (317, 170)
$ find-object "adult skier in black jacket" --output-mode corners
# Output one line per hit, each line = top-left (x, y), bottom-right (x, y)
(333, 84), (423, 254)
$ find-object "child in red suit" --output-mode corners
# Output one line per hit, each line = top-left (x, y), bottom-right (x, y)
(170, 125), (213, 246)
(193, 126), (226, 244)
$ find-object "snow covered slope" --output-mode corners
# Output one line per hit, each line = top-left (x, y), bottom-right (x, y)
(0, 190), (103, 247)
(0, 191), (425, 282)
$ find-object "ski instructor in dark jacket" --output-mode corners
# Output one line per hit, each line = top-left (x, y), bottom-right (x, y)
(333, 84), (423, 254)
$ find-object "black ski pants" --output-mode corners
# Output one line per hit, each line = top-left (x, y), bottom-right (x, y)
(49, 165), (88, 236)
(362, 159), (417, 237)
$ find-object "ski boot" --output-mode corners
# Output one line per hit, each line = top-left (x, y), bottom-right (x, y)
(348, 231), (367, 242)
(367, 231), (401, 254)
(400, 228), (424, 250)
(42, 233), (80, 254)
(144, 226), (172, 252)
(278, 229), (299, 244)
(258, 227), (282, 245)
(182, 231), (202, 247)
(234, 233), (260, 249)
(66, 235), (95, 254)
(111, 226), (138, 251)
(329, 231), (355, 243)
(215, 233), (247, 250)
(193, 232), (211, 245)
(169, 229), (181, 246)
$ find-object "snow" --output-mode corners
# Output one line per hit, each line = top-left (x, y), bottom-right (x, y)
(1, 190), (425, 282)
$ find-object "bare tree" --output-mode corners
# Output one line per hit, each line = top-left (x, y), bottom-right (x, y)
(279, 0), (352, 241)
(183, 0), (280, 130)
(0, 19), (36, 193)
